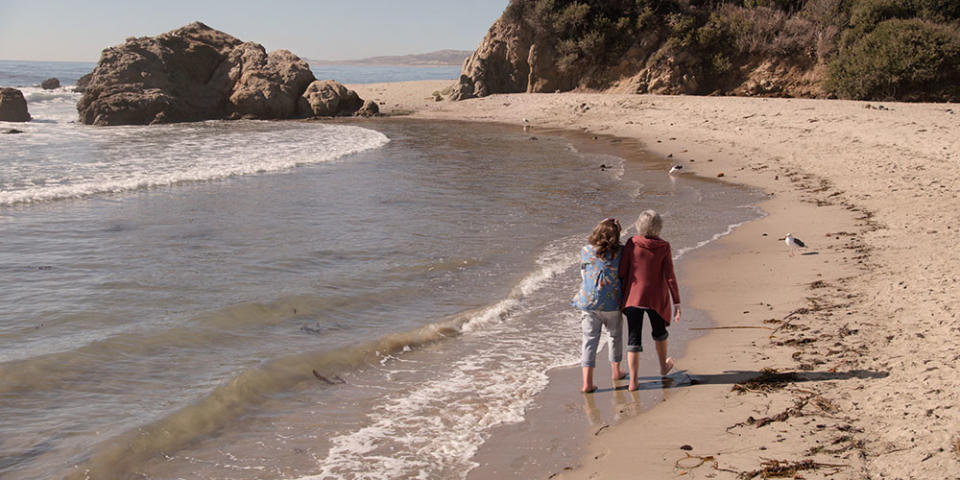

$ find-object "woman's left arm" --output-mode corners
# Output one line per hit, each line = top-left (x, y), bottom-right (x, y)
(665, 247), (681, 322)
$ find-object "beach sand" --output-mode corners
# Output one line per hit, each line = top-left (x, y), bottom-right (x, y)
(350, 80), (960, 479)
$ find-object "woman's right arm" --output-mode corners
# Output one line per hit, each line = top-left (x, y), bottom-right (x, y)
(618, 238), (633, 282)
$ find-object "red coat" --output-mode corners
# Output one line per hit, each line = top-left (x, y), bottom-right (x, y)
(618, 235), (680, 324)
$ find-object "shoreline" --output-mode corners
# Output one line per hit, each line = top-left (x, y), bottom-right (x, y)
(349, 80), (960, 478)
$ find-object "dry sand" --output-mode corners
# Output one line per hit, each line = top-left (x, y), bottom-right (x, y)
(349, 80), (960, 479)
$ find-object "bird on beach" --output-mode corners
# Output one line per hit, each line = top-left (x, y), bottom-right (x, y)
(522, 117), (530, 131)
(668, 165), (683, 175)
(784, 233), (806, 256)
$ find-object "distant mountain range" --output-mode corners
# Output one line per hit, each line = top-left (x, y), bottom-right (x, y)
(308, 50), (472, 66)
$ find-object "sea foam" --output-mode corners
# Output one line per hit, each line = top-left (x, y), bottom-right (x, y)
(1, 104), (390, 206)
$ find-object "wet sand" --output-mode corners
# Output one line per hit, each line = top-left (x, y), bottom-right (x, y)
(350, 80), (960, 479)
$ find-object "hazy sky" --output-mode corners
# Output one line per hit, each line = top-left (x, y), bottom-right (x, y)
(0, 0), (509, 62)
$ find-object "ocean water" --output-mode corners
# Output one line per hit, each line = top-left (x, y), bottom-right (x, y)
(0, 60), (460, 89)
(1, 63), (763, 479)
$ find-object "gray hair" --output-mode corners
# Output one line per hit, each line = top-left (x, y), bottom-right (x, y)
(635, 210), (662, 237)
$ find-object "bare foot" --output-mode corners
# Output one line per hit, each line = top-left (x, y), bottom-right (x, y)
(612, 371), (627, 382)
(660, 357), (674, 377)
(582, 385), (598, 393)
(628, 382), (639, 391)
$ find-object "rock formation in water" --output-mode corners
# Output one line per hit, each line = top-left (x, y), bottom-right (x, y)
(77, 22), (373, 125)
(0, 88), (31, 122)
(74, 73), (92, 93)
(41, 78), (61, 90)
(452, 0), (960, 102)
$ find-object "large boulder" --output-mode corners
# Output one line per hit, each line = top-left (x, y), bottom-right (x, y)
(78, 22), (244, 125)
(225, 44), (315, 119)
(76, 22), (366, 125)
(0, 88), (31, 122)
(297, 80), (364, 117)
(41, 78), (60, 89)
(356, 99), (379, 117)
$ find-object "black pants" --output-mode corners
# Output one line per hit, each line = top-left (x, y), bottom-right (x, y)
(624, 307), (668, 352)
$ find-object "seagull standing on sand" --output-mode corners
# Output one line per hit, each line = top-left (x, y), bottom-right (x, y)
(784, 233), (806, 256)
(668, 165), (683, 175)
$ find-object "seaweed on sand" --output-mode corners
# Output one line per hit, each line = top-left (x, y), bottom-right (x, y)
(737, 459), (846, 479)
(731, 368), (801, 394)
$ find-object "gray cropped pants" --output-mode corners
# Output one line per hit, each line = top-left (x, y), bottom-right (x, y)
(580, 310), (624, 368)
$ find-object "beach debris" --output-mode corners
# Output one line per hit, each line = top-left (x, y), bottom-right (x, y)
(674, 453), (716, 470)
(680, 444), (693, 451)
(691, 325), (770, 331)
(600, 164), (610, 170)
(717, 172), (725, 177)
(737, 459), (847, 479)
(669, 164), (683, 174)
(3, 128), (24, 134)
(312, 370), (346, 384)
(547, 466), (577, 479)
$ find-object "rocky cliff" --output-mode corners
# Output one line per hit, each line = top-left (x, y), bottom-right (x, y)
(78, 22), (373, 125)
(453, 0), (960, 102)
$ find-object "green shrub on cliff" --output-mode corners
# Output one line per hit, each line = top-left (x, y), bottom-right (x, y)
(827, 18), (960, 99)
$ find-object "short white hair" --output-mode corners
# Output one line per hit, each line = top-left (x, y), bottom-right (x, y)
(635, 210), (662, 237)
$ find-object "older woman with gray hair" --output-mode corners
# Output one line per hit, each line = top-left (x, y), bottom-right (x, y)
(618, 210), (681, 390)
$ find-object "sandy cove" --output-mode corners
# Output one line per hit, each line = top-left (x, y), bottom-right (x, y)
(349, 80), (960, 479)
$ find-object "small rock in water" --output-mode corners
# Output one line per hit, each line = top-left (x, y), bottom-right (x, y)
(3, 128), (24, 134)
(41, 77), (61, 90)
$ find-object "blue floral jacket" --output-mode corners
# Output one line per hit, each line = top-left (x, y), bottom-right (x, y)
(571, 244), (622, 311)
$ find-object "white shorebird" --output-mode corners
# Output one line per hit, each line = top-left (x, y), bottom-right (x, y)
(784, 233), (806, 256)
(522, 117), (530, 131)
(668, 165), (683, 175)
